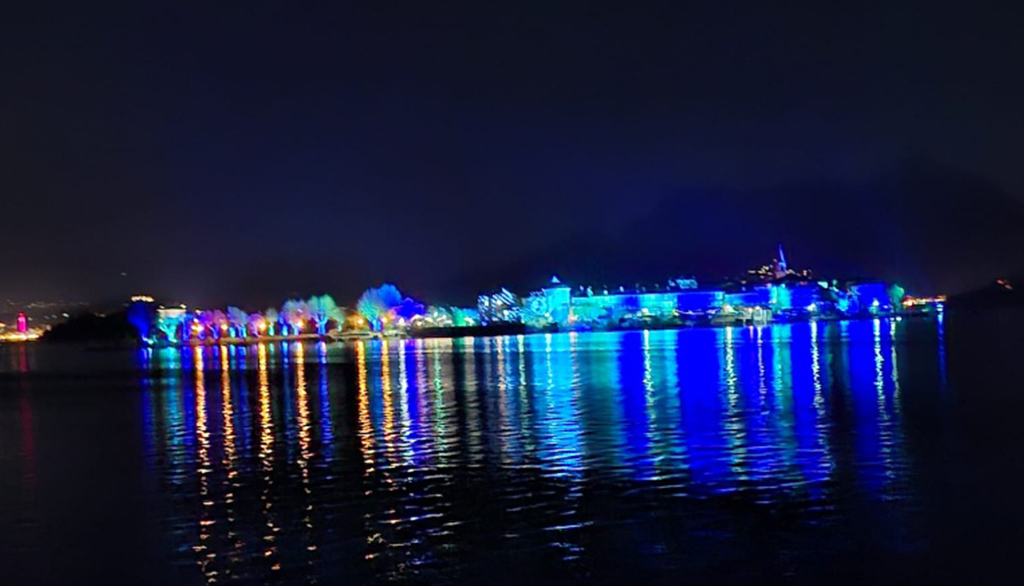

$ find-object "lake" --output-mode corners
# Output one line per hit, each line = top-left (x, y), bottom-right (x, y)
(2, 312), (1023, 585)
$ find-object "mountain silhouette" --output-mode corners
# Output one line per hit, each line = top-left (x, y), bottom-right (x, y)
(950, 272), (1024, 308)
(446, 161), (1024, 301)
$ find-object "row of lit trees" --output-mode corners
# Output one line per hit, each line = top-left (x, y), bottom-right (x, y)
(151, 284), (438, 343)
(154, 294), (343, 342)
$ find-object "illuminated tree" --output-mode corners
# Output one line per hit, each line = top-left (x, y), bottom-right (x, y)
(357, 284), (404, 330)
(212, 310), (228, 339)
(265, 308), (279, 336)
(394, 297), (425, 321)
(186, 316), (202, 340)
(127, 300), (156, 344)
(888, 284), (906, 309)
(281, 299), (310, 335)
(248, 313), (266, 337)
(357, 293), (385, 331)
(377, 284), (403, 308)
(451, 307), (479, 327)
(227, 306), (249, 338)
(156, 312), (185, 343)
(307, 294), (341, 335)
(200, 309), (227, 340)
(197, 310), (213, 339)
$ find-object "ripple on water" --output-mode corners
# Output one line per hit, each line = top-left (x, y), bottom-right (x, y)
(123, 322), (931, 583)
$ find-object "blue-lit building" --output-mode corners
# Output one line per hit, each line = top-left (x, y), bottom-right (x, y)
(512, 248), (905, 330)
(477, 288), (522, 325)
(519, 277), (897, 330)
(724, 286), (774, 308)
(567, 289), (726, 328)
(524, 277), (734, 329)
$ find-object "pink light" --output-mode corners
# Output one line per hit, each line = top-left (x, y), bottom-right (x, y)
(16, 312), (27, 334)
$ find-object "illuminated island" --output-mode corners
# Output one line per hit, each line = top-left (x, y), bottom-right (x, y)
(101, 245), (944, 348)
(477, 245), (943, 332)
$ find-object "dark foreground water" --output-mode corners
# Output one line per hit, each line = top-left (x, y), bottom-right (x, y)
(2, 312), (1023, 585)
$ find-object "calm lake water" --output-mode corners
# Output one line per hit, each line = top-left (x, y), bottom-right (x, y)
(2, 313), (1024, 585)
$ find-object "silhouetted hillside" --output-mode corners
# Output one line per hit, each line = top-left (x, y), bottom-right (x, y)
(950, 274), (1024, 308)
(41, 311), (136, 344)
(447, 161), (1024, 299)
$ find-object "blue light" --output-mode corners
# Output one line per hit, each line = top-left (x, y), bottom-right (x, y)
(127, 300), (155, 344)
(618, 331), (655, 480)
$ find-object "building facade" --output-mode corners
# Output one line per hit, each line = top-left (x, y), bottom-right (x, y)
(520, 277), (894, 330)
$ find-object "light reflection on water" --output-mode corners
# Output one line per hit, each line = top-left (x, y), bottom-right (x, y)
(131, 320), (930, 583)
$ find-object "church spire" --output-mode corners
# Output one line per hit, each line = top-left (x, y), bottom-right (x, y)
(774, 243), (789, 279)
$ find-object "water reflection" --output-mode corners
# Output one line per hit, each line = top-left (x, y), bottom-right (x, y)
(137, 319), (940, 583)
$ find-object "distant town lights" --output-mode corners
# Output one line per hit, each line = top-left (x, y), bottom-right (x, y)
(902, 295), (947, 308)
(0, 330), (42, 342)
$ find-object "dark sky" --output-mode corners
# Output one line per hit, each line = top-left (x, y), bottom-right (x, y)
(3, 2), (1023, 308)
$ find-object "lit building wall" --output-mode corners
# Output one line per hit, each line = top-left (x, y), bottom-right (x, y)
(522, 294), (552, 327)
(676, 290), (726, 312)
(524, 276), (892, 329)
(569, 296), (613, 325)
(638, 293), (677, 316)
(726, 286), (773, 308)
(477, 288), (521, 324)
(587, 294), (628, 312)
(561, 288), (727, 328)
(543, 285), (572, 326)
(786, 284), (821, 310)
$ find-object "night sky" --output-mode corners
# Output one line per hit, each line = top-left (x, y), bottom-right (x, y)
(3, 2), (1023, 308)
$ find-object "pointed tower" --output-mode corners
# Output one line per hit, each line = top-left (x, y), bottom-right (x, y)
(774, 244), (789, 279)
